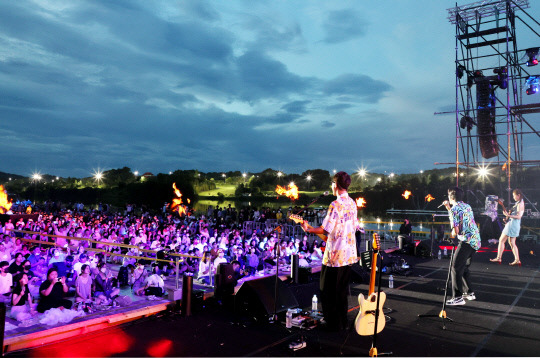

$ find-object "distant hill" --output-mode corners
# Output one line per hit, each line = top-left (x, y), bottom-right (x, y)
(0, 171), (26, 182)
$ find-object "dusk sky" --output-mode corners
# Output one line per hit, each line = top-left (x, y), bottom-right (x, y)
(1, 0), (539, 178)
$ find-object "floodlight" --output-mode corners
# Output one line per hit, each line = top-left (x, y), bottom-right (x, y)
(525, 47), (539, 67)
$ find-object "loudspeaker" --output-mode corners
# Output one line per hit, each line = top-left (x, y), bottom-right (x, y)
(476, 77), (499, 159)
(350, 263), (369, 284)
(290, 254), (299, 284)
(235, 277), (298, 319)
(214, 263), (235, 298)
(415, 241), (432, 258)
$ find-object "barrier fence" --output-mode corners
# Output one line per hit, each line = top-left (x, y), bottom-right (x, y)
(6, 229), (202, 266)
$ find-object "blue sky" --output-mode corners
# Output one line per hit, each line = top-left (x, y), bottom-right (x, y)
(1, 0), (538, 178)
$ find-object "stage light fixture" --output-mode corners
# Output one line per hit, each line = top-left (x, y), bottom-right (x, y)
(525, 75), (539, 95)
(456, 65), (467, 79)
(493, 67), (508, 89)
(460, 115), (475, 130)
(525, 47), (539, 67)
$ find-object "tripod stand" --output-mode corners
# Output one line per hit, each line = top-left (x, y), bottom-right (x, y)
(418, 242), (455, 329)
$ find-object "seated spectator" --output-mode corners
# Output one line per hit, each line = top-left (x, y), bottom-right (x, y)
(0, 261), (13, 304)
(0, 243), (11, 263)
(27, 246), (42, 268)
(48, 248), (65, 267)
(37, 268), (72, 312)
(8, 253), (25, 275)
(10, 273), (37, 321)
(73, 253), (88, 276)
(245, 247), (260, 274)
(20, 259), (40, 297)
(75, 264), (93, 304)
(131, 262), (149, 296)
(213, 249), (227, 274)
(94, 262), (120, 305)
(136, 265), (165, 297)
(34, 257), (48, 281)
(197, 251), (212, 285)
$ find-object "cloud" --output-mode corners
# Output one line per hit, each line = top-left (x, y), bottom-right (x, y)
(281, 100), (311, 114)
(321, 121), (336, 128)
(323, 74), (392, 103)
(323, 9), (368, 43)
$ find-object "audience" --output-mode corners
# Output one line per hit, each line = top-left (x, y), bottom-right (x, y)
(0, 202), (325, 321)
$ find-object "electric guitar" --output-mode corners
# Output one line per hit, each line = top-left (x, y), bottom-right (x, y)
(288, 214), (328, 242)
(497, 199), (509, 224)
(355, 233), (386, 336)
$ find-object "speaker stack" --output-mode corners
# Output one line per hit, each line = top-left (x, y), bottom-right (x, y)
(476, 77), (499, 159)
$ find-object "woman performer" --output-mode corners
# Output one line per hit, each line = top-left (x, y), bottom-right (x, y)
(490, 189), (524, 266)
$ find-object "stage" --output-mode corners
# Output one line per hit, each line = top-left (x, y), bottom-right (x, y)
(4, 242), (540, 357)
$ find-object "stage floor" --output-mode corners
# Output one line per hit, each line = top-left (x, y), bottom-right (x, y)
(4, 242), (540, 357)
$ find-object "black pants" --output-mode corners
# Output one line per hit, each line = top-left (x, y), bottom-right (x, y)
(320, 264), (351, 330)
(451, 241), (476, 298)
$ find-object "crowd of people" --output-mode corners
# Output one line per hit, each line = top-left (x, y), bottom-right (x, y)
(0, 203), (326, 321)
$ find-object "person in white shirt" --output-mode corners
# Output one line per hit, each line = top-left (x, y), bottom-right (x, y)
(213, 249), (228, 275)
(0, 261), (13, 303)
(137, 266), (164, 297)
(0, 244), (11, 263)
(197, 251), (213, 285)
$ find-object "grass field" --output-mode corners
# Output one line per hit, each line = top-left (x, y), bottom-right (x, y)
(198, 184), (237, 196)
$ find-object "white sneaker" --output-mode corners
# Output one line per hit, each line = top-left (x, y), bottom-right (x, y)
(462, 292), (476, 301)
(446, 297), (466, 306)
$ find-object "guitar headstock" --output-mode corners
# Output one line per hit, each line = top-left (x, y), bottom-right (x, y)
(289, 214), (303, 224)
(372, 233), (381, 251)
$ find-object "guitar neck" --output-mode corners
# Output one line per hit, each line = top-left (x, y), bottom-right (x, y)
(368, 252), (378, 295)
(288, 215), (328, 242)
(303, 222), (328, 242)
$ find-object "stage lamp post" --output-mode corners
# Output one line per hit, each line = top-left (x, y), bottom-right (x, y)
(93, 172), (104, 188)
(477, 166), (490, 191)
(357, 169), (367, 190)
(242, 172), (247, 184)
(31, 173), (42, 203)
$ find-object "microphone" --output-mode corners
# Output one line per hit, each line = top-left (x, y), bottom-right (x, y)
(438, 201), (449, 208)
(319, 191), (329, 197)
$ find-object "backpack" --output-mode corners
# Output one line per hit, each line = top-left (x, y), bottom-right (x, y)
(117, 266), (129, 287)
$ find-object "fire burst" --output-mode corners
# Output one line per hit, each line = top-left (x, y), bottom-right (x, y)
(425, 194), (435, 202)
(170, 183), (187, 216)
(0, 185), (12, 214)
(402, 190), (412, 199)
(276, 183), (299, 200)
(356, 197), (366, 208)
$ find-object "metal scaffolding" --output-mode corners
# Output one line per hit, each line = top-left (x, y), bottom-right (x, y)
(446, 0), (540, 203)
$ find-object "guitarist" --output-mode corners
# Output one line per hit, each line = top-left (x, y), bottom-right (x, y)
(301, 171), (360, 331)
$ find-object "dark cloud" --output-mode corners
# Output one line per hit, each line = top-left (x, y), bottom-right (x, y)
(323, 10), (368, 43)
(236, 51), (312, 101)
(324, 103), (354, 112)
(281, 100), (311, 114)
(321, 121), (336, 128)
(323, 74), (392, 103)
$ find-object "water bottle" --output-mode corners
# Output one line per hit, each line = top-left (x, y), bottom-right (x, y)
(286, 309), (293, 328)
(443, 247), (448, 257)
(312, 294), (318, 313)
(438, 250), (442, 260)
(389, 275), (394, 289)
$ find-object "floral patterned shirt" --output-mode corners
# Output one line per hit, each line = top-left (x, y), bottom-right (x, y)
(321, 193), (359, 267)
(449, 201), (481, 251)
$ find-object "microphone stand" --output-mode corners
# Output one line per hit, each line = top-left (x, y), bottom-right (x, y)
(267, 225), (283, 324)
(294, 193), (328, 216)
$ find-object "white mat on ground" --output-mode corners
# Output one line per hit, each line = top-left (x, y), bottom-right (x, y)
(39, 308), (85, 325)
